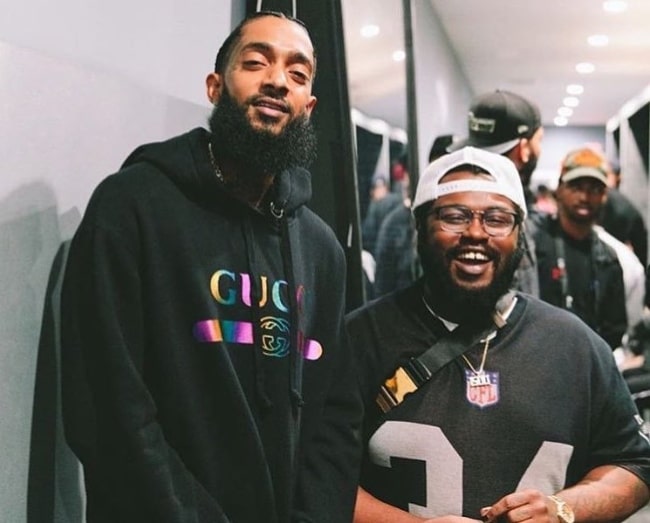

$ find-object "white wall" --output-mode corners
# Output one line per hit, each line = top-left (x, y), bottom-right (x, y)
(0, 0), (240, 106)
(0, 1), (238, 521)
(410, 0), (474, 175)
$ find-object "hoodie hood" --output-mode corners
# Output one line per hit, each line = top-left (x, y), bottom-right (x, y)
(121, 127), (312, 216)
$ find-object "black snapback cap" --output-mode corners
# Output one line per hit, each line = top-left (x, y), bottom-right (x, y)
(450, 90), (542, 154)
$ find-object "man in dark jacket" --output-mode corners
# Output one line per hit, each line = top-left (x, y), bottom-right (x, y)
(534, 146), (627, 349)
(60, 11), (362, 523)
(599, 161), (648, 267)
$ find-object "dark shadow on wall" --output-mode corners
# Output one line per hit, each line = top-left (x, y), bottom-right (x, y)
(27, 207), (83, 523)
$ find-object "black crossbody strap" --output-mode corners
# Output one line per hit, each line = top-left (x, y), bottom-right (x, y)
(376, 291), (514, 414)
(554, 234), (573, 310)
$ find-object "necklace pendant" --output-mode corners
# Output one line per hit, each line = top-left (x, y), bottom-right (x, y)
(467, 370), (491, 387)
(464, 369), (500, 408)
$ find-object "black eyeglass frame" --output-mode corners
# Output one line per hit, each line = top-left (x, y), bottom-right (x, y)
(427, 204), (521, 237)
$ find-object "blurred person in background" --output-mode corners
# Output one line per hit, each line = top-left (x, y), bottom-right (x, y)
(534, 183), (557, 215)
(534, 146), (627, 350)
(599, 158), (648, 268)
(362, 153), (410, 256)
(372, 134), (459, 298)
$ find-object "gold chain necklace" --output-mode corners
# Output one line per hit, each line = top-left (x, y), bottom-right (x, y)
(421, 293), (495, 376)
(461, 336), (491, 375)
(207, 142), (225, 183)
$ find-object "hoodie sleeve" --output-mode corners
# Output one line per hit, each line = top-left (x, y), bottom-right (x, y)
(291, 322), (363, 523)
(60, 182), (231, 523)
(284, 218), (363, 523)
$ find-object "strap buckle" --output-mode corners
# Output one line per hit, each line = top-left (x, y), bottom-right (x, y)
(376, 359), (431, 413)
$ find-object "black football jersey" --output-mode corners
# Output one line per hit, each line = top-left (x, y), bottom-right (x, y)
(347, 283), (650, 519)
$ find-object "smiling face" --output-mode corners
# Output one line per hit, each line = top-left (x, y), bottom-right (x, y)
(418, 169), (522, 321)
(207, 15), (317, 136)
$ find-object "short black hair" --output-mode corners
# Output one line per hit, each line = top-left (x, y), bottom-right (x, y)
(428, 134), (455, 163)
(214, 10), (316, 77)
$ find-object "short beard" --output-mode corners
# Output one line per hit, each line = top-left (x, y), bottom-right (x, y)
(518, 153), (538, 188)
(208, 88), (317, 179)
(419, 233), (524, 327)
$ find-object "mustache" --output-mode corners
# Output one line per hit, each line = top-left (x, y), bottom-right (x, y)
(245, 91), (291, 114)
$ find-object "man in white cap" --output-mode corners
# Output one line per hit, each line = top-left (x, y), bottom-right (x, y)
(347, 146), (650, 523)
(452, 89), (544, 297)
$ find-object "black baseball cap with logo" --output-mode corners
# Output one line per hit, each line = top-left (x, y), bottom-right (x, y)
(450, 90), (542, 154)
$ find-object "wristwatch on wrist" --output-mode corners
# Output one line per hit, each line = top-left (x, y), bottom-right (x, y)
(548, 495), (575, 523)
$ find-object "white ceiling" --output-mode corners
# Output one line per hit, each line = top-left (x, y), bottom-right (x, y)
(342, 0), (650, 131)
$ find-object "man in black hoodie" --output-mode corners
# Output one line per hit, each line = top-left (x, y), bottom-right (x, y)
(61, 11), (361, 523)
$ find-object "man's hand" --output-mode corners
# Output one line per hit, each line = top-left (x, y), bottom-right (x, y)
(422, 518), (482, 523)
(481, 489), (557, 523)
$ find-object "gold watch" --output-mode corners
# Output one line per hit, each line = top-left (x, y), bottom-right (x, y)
(548, 495), (575, 523)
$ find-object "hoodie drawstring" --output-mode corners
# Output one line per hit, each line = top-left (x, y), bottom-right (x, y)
(270, 170), (305, 415)
(279, 216), (305, 415)
(242, 215), (273, 412)
(278, 210), (305, 500)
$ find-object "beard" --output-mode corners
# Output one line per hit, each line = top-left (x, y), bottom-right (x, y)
(518, 152), (538, 188)
(208, 87), (317, 179)
(565, 204), (600, 224)
(418, 233), (524, 328)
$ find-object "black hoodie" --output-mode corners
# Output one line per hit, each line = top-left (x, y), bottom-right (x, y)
(61, 128), (362, 522)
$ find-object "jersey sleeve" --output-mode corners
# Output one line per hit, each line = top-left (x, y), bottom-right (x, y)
(588, 340), (650, 487)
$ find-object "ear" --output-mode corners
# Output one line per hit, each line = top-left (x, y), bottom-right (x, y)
(206, 73), (223, 105)
(304, 95), (317, 116)
(503, 141), (524, 170)
(518, 138), (531, 163)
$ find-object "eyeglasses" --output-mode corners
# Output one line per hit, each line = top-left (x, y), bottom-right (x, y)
(429, 205), (520, 237)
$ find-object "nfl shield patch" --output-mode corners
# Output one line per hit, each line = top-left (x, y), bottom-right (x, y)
(465, 369), (500, 408)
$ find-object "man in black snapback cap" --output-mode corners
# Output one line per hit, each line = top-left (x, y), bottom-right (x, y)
(452, 89), (543, 194)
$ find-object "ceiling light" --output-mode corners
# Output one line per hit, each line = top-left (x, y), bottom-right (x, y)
(558, 107), (574, 117)
(563, 96), (580, 107)
(603, 0), (628, 13)
(360, 24), (380, 38)
(554, 116), (569, 127)
(392, 50), (406, 62)
(588, 34), (609, 47)
(566, 84), (584, 95)
(576, 62), (595, 74)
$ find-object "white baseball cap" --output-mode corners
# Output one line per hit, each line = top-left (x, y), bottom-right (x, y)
(412, 146), (527, 218)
